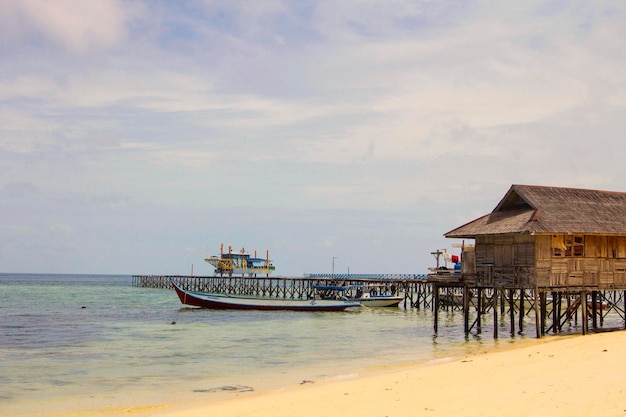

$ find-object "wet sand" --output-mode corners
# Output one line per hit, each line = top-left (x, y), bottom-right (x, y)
(154, 330), (626, 417)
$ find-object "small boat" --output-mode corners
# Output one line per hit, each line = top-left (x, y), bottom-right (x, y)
(313, 284), (404, 308)
(172, 282), (361, 312)
(353, 291), (404, 308)
(205, 244), (275, 277)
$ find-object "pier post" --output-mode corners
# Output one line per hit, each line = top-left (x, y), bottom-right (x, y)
(508, 289), (515, 336)
(533, 288), (541, 338)
(476, 287), (482, 334)
(493, 288), (498, 339)
(581, 290), (588, 335)
(463, 284), (470, 334)
(551, 291), (558, 333)
(591, 290), (598, 330)
(539, 291), (548, 336)
(518, 289), (525, 334)
(433, 283), (439, 333)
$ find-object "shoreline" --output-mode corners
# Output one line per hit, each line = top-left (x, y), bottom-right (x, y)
(153, 331), (626, 417)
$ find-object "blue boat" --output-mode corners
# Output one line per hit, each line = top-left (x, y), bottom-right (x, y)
(312, 284), (404, 307)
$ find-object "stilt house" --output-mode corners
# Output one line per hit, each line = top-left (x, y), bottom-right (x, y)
(445, 184), (626, 290)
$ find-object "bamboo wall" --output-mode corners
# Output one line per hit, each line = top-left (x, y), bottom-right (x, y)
(535, 234), (626, 288)
(473, 234), (535, 286)
(471, 234), (626, 289)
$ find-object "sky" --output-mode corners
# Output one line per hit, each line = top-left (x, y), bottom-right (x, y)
(1, 0), (625, 276)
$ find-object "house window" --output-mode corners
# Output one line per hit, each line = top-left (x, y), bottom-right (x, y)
(552, 235), (565, 257)
(552, 235), (584, 257)
(572, 236), (584, 257)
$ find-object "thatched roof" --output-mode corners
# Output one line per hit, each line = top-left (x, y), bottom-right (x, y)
(445, 185), (626, 238)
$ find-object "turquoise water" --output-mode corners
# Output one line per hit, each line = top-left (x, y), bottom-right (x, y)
(0, 273), (523, 416)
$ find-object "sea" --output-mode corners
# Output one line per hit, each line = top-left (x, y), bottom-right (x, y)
(1, 273), (531, 417)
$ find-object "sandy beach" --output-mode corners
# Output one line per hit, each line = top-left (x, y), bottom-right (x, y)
(153, 331), (626, 417)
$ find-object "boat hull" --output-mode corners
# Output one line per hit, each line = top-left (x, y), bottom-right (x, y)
(355, 296), (404, 308)
(172, 283), (361, 312)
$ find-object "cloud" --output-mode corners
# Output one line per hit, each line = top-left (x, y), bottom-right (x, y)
(0, 0), (129, 53)
(49, 223), (73, 235)
(1, 1), (626, 273)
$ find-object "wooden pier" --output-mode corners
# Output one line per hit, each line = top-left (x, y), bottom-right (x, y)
(132, 273), (626, 338)
(132, 274), (434, 310)
(429, 273), (626, 338)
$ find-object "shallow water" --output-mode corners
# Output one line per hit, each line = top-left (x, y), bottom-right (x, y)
(0, 273), (532, 416)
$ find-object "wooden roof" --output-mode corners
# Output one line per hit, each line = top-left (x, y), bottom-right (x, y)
(445, 185), (626, 238)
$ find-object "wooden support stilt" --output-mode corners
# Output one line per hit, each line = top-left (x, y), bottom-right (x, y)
(477, 287), (482, 334)
(552, 291), (558, 334)
(433, 283), (439, 333)
(534, 288), (541, 338)
(540, 291), (547, 336)
(509, 288), (515, 335)
(599, 291), (605, 327)
(463, 284), (470, 334)
(517, 288), (526, 334)
(581, 290), (588, 335)
(493, 288), (498, 339)
(591, 290), (598, 330)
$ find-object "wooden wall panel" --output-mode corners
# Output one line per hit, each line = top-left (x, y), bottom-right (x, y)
(585, 235), (605, 258)
(580, 272), (593, 286)
(568, 272), (583, 286)
(535, 269), (550, 286)
(475, 236), (493, 264)
(494, 245), (514, 266)
(599, 259), (614, 273)
(461, 250), (476, 274)
(583, 259), (599, 273)
(536, 259), (551, 270)
(615, 273), (626, 286)
(550, 273), (566, 286)
(608, 237), (618, 258)
(619, 237), (626, 258)
(599, 272), (614, 286)
(535, 235), (552, 260)
(515, 242), (535, 265)
(471, 233), (626, 289)
(551, 260), (568, 274)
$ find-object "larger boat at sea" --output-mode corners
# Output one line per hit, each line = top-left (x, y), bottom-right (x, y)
(205, 244), (275, 277)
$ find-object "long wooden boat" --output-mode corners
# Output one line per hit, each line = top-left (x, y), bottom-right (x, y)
(172, 282), (361, 312)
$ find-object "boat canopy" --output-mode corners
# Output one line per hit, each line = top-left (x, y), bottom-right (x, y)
(311, 285), (347, 291)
